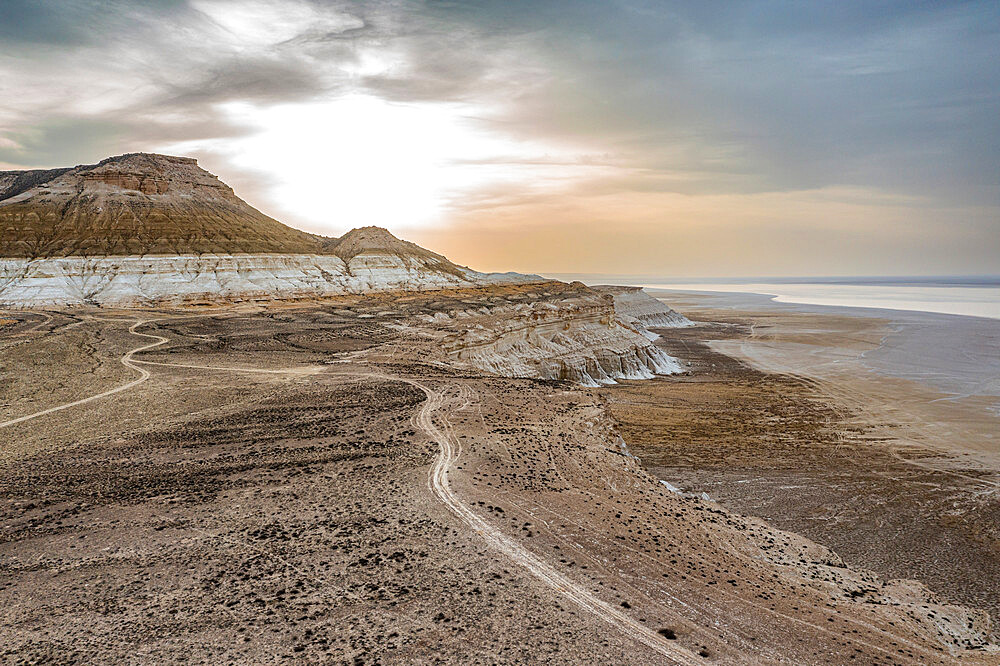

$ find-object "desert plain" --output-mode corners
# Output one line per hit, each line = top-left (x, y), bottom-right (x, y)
(2, 287), (997, 665)
(605, 291), (1000, 626)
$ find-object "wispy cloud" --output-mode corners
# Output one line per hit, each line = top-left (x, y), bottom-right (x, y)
(0, 0), (997, 274)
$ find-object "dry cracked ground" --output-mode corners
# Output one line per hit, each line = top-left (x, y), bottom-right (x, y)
(1, 293), (997, 665)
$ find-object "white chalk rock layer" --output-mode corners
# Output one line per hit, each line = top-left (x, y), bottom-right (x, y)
(413, 292), (684, 387)
(0, 254), (532, 308)
(593, 285), (692, 340)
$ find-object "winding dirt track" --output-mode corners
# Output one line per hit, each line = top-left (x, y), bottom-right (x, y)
(401, 376), (699, 664)
(1, 320), (695, 663)
(0, 320), (167, 430)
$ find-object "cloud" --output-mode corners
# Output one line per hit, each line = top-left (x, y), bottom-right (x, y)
(466, 1), (1000, 204)
(0, 0), (997, 274)
(0, 0), (375, 165)
(0, 0), (188, 46)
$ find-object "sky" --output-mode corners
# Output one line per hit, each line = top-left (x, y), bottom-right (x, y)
(0, 0), (998, 276)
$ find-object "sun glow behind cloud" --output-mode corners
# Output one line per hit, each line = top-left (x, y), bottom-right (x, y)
(1, 0), (997, 275)
(167, 95), (597, 234)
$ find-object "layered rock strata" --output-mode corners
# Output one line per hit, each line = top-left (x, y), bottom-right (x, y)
(0, 253), (531, 307)
(0, 154), (536, 307)
(0, 153), (323, 258)
(594, 285), (692, 340)
(389, 283), (683, 386)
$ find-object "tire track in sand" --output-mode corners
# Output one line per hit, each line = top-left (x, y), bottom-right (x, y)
(0, 320), (168, 430)
(398, 375), (701, 665)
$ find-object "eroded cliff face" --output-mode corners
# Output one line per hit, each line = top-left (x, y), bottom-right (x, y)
(442, 303), (681, 386)
(387, 282), (683, 386)
(594, 285), (692, 340)
(80, 171), (171, 195)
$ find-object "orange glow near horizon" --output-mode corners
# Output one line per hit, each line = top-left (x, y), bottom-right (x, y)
(159, 95), (998, 278)
(2, 0), (995, 277)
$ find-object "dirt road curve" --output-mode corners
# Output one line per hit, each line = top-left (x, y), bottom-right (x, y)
(0, 320), (167, 430)
(406, 377), (699, 664)
(2, 319), (693, 662)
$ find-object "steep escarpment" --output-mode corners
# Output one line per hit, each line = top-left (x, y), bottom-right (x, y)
(385, 282), (682, 386)
(442, 301), (680, 386)
(594, 285), (692, 340)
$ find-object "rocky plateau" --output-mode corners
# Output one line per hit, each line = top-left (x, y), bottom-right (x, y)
(2, 153), (996, 664)
(0, 153), (689, 387)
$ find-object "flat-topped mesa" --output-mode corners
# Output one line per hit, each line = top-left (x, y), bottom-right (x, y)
(2, 154), (228, 203)
(76, 154), (213, 196)
(0, 152), (324, 258)
(0, 152), (541, 307)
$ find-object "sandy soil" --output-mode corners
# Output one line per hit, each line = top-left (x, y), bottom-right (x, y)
(2, 296), (997, 664)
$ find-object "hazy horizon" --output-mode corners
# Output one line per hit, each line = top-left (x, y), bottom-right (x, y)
(544, 273), (1000, 320)
(2, 0), (998, 276)
(542, 273), (1000, 282)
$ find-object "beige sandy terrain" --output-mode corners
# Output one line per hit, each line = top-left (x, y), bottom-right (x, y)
(2, 295), (997, 664)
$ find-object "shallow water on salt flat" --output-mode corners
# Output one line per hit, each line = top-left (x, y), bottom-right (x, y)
(637, 282), (1000, 320)
(548, 274), (1000, 423)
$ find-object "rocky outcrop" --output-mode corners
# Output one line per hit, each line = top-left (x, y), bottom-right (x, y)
(0, 154), (540, 306)
(595, 285), (692, 340)
(390, 282), (683, 386)
(81, 171), (170, 194)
